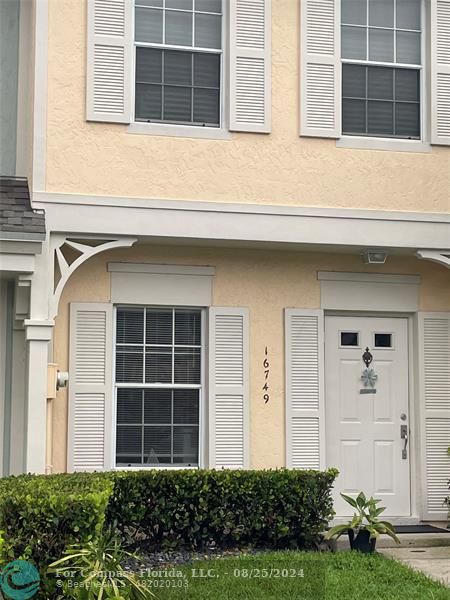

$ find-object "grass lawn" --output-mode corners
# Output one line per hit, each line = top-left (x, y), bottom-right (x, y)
(145, 550), (450, 600)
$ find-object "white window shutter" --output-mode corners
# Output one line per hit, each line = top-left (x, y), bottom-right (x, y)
(68, 303), (113, 471)
(300, 0), (340, 138)
(431, 0), (450, 145)
(285, 309), (325, 469)
(229, 0), (271, 133)
(418, 313), (450, 520)
(86, 0), (132, 123)
(209, 307), (250, 468)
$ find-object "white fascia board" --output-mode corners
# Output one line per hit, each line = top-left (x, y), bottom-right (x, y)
(33, 192), (450, 252)
(33, 191), (450, 222)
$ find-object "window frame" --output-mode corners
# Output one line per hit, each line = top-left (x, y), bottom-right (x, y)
(111, 304), (207, 470)
(339, 330), (361, 348)
(373, 331), (395, 349)
(339, 0), (428, 146)
(131, 0), (227, 133)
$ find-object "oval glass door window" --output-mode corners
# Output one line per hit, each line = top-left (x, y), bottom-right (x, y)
(374, 333), (392, 347)
(340, 331), (359, 346)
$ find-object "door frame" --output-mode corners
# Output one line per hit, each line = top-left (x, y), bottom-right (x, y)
(323, 310), (421, 524)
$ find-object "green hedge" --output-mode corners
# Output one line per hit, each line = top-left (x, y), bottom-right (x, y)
(0, 468), (337, 570)
(107, 468), (338, 550)
(0, 472), (113, 570)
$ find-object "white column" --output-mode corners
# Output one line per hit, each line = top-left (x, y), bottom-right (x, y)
(22, 236), (53, 474)
(24, 321), (53, 474)
(10, 323), (26, 474)
(0, 280), (7, 476)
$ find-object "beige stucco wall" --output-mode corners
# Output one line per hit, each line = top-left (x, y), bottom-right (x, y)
(45, 0), (450, 212)
(51, 245), (450, 473)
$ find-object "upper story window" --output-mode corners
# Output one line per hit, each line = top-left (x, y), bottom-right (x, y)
(341, 0), (422, 139)
(134, 0), (222, 127)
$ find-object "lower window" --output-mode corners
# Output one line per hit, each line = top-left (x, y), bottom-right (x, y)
(115, 306), (202, 467)
(116, 388), (199, 466)
(342, 64), (420, 139)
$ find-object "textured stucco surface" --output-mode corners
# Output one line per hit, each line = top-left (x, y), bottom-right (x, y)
(51, 245), (450, 473)
(45, 0), (450, 212)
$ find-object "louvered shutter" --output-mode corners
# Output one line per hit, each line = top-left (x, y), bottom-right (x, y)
(418, 313), (450, 520)
(86, 0), (132, 123)
(431, 0), (450, 145)
(285, 309), (325, 469)
(300, 0), (340, 138)
(229, 0), (271, 133)
(68, 303), (113, 471)
(209, 307), (249, 468)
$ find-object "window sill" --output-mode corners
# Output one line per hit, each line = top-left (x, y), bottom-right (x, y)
(128, 122), (232, 140)
(336, 136), (432, 153)
(115, 465), (199, 471)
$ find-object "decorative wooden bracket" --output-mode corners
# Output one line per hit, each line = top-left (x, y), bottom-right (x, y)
(49, 236), (137, 318)
(416, 250), (450, 269)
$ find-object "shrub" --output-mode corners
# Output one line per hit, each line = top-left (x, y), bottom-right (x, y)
(107, 468), (338, 550)
(0, 468), (337, 583)
(0, 472), (114, 571)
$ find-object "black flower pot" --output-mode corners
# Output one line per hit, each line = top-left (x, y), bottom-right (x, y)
(348, 529), (376, 553)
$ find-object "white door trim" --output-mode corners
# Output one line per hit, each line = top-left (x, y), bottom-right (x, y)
(409, 314), (421, 521)
(318, 272), (421, 284)
(319, 272), (420, 313)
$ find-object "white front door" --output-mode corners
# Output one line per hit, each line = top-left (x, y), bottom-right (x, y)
(325, 316), (410, 516)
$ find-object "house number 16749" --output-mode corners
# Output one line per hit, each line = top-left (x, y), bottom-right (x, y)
(263, 346), (270, 404)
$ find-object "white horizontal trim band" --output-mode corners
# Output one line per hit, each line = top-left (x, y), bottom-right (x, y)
(33, 192), (450, 252)
(108, 262), (215, 276)
(33, 192), (450, 223)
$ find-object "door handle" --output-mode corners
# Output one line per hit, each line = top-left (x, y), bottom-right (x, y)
(400, 425), (408, 460)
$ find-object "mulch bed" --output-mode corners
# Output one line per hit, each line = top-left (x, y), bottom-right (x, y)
(123, 545), (269, 572)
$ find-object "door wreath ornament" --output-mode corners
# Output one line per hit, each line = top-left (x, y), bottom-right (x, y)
(361, 347), (378, 388)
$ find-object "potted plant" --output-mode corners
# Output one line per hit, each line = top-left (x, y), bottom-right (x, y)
(325, 491), (400, 553)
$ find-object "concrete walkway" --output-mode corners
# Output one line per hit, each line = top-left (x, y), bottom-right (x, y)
(379, 545), (450, 586)
(335, 529), (450, 587)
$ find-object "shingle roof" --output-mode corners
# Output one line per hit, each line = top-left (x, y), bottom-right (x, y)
(0, 176), (45, 237)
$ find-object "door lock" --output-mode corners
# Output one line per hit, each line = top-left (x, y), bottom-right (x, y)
(400, 424), (408, 460)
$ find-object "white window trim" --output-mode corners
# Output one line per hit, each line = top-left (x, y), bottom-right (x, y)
(129, 0), (230, 140)
(337, 0), (429, 152)
(109, 263), (214, 306)
(111, 305), (207, 470)
(108, 263), (215, 276)
(127, 121), (231, 139)
(336, 136), (431, 152)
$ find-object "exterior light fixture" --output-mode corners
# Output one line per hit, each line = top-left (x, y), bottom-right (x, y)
(361, 250), (388, 264)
